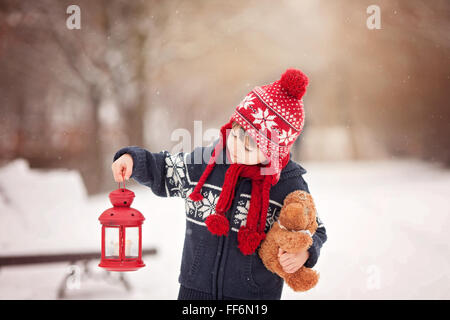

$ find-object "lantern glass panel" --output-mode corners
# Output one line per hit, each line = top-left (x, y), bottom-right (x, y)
(105, 227), (120, 259)
(125, 227), (139, 259)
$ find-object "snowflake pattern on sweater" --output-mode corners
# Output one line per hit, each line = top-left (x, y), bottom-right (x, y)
(234, 198), (281, 233)
(165, 153), (189, 198)
(163, 151), (284, 233)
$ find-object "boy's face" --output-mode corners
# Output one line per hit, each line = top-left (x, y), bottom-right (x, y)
(226, 124), (268, 165)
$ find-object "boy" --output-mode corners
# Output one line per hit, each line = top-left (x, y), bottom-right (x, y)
(111, 69), (327, 299)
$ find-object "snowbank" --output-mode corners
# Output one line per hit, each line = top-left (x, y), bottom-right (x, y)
(0, 159), (95, 254)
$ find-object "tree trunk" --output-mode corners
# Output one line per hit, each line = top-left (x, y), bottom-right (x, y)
(82, 85), (103, 194)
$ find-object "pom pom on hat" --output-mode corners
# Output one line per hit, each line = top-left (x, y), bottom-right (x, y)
(280, 68), (309, 99)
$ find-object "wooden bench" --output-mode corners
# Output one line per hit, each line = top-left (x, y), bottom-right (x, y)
(0, 248), (157, 299)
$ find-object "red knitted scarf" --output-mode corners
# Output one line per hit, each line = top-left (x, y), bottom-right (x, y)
(189, 121), (288, 255)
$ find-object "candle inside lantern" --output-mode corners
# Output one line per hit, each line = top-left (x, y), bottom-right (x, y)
(104, 227), (120, 258)
(107, 239), (133, 258)
(113, 241), (120, 257)
(125, 239), (132, 256)
(103, 227), (139, 259)
(125, 227), (139, 258)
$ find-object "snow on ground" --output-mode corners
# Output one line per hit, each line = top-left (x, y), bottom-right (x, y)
(0, 158), (449, 299)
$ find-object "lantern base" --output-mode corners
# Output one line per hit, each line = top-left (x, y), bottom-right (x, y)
(99, 260), (145, 272)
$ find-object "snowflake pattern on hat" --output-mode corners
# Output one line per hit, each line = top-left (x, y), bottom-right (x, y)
(278, 128), (297, 145)
(251, 108), (278, 132)
(238, 93), (257, 110)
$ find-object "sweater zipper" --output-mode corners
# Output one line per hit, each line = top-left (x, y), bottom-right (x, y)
(215, 177), (243, 299)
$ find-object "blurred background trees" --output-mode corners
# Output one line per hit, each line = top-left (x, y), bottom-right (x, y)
(1, 0), (449, 195)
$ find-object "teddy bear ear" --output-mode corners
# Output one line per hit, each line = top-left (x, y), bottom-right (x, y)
(283, 190), (309, 206)
(283, 190), (298, 205)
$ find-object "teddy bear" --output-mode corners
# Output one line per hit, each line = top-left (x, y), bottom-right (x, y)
(258, 190), (320, 292)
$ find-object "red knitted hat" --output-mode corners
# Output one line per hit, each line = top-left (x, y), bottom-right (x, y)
(189, 68), (309, 255)
(231, 68), (309, 182)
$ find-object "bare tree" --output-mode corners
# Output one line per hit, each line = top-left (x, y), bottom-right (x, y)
(0, 0), (155, 193)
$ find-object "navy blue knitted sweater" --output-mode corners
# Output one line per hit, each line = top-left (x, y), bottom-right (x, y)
(113, 140), (327, 299)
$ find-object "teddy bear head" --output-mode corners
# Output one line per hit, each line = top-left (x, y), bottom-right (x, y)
(278, 190), (317, 233)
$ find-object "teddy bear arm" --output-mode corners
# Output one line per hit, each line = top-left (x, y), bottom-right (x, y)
(307, 218), (318, 236)
(274, 228), (312, 253)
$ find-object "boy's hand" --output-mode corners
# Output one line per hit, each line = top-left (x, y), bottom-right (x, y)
(111, 154), (133, 182)
(278, 248), (309, 274)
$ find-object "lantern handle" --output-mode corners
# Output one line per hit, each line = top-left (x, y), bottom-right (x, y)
(118, 170), (126, 190)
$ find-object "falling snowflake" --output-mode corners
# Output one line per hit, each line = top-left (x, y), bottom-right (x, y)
(252, 108), (277, 132)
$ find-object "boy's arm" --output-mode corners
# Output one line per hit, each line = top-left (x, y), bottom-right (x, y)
(305, 219), (327, 268)
(113, 146), (188, 198)
(295, 176), (327, 269)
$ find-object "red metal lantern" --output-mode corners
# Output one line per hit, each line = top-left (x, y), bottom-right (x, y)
(98, 181), (145, 271)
